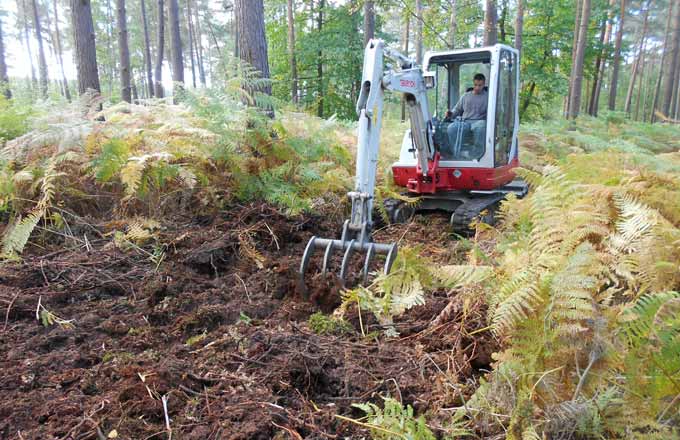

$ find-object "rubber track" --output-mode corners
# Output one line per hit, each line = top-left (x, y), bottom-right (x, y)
(449, 194), (506, 232)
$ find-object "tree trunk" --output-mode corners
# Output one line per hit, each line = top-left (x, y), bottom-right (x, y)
(116, 0), (131, 102)
(31, 0), (48, 98)
(234, 0), (273, 114)
(587, 17), (607, 115)
(168, 0), (184, 92)
(20, 0), (38, 91)
(105, 0), (115, 96)
(187, 0), (197, 88)
(154, 0), (165, 98)
(652, 1), (674, 122)
(566, 0), (583, 116)
(70, 0), (101, 95)
(607, 0), (625, 111)
(662, 0), (680, 118)
(591, 0), (616, 116)
(0, 13), (10, 100)
(499, 0), (507, 42)
(415, 0), (423, 63)
(193, 4), (206, 86)
(316, 0), (324, 117)
(141, 0), (154, 97)
(568, 0), (591, 120)
(401, 11), (410, 121)
(448, 0), (457, 49)
(52, 0), (71, 101)
(484, 0), (498, 45)
(634, 37), (648, 121)
(624, 4), (649, 114)
(364, 0), (374, 46)
(674, 67), (680, 120)
(287, 0), (298, 103)
(514, 0), (524, 56)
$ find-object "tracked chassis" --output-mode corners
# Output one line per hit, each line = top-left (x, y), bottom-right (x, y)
(385, 179), (529, 232)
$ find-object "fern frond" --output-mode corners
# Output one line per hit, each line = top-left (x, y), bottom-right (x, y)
(1, 212), (41, 258)
(623, 291), (680, 341)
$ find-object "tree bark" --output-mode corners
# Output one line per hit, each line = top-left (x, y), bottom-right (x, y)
(565, 0), (583, 116)
(415, 0), (423, 63)
(0, 13), (10, 99)
(234, 0), (273, 114)
(514, 0), (524, 56)
(141, 0), (154, 97)
(287, 0), (298, 103)
(401, 11), (410, 121)
(31, 0), (48, 98)
(652, 1), (674, 122)
(154, 0), (165, 97)
(19, 0), (38, 91)
(187, 0), (197, 88)
(448, 0), (457, 49)
(607, 0), (625, 111)
(662, 0), (680, 118)
(624, 4), (649, 115)
(484, 0), (498, 45)
(499, 0), (507, 42)
(674, 66), (680, 120)
(116, 0), (131, 102)
(587, 17), (607, 116)
(52, 0), (71, 101)
(316, 0), (324, 117)
(70, 0), (101, 95)
(364, 0), (375, 46)
(193, 4), (206, 86)
(105, 0), (115, 96)
(168, 0), (184, 91)
(568, 0), (591, 120)
(591, 0), (616, 116)
(634, 36), (648, 121)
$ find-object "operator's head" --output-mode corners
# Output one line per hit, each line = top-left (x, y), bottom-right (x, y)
(473, 73), (486, 94)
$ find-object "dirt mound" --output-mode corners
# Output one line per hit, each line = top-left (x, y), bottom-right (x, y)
(0, 205), (492, 439)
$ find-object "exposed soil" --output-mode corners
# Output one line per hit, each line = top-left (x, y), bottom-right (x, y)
(0, 203), (494, 439)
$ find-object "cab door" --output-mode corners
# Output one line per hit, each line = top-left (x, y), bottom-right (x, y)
(493, 48), (519, 168)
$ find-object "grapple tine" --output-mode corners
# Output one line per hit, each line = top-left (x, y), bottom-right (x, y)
(299, 236), (318, 295)
(362, 243), (375, 284)
(339, 239), (356, 286)
(384, 243), (398, 275)
(322, 240), (334, 274)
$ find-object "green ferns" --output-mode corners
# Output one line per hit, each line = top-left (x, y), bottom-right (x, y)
(469, 164), (680, 439)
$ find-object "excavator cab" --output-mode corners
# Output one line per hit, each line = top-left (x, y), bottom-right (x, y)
(427, 46), (518, 166)
(393, 45), (520, 188)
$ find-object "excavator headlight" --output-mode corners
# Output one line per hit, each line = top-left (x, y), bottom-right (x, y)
(423, 73), (436, 89)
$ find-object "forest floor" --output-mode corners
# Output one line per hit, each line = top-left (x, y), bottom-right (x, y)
(2, 96), (680, 439)
(0, 201), (493, 439)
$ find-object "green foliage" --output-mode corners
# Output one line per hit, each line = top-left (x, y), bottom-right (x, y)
(340, 247), (492, 336)
(91, 138), (131, 182)
(308, 312), (353, 336)
(350, 397), (437, 440)
(0, 96), (32, 143)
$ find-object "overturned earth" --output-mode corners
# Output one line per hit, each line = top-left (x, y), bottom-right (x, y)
(0, 203), (494, 439)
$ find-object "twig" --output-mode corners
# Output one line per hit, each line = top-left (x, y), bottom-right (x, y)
(271, 422), (304, 440)
(264, 222), (280, 250)
(161, 394), (172, 440)
(3, 290), (20, 332)
(234, 273), (251, 303)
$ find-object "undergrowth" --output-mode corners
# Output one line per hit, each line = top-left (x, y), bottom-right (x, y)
(0, 89), (354, 260)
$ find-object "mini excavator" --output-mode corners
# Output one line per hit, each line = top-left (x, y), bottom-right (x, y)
(300, 39), (528, 288)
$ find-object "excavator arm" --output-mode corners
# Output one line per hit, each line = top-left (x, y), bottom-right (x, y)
(299, 39), (435, 289)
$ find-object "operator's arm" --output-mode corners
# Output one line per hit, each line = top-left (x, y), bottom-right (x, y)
(450, 93), (466, 118)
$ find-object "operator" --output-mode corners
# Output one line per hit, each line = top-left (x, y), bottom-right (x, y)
(444, 73), (488, 159)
